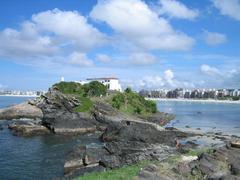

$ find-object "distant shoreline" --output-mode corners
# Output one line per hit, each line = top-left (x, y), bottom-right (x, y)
(0, 95), (38, 97)
(146, 98), (240, 104)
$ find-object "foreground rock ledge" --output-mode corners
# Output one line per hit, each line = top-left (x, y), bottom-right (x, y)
(138, 143), (240, 180)
(63, 118), (196, 178)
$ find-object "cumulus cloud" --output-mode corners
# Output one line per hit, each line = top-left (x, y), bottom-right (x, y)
(0, 9), (107, 62)
(201, 64), (221, 76)
(69, 52), (93, 67)
(129, 53), (156, 65)
(123, 69), (196, 90)
(158, 0), (199, 20)
(96, 54), (112, 63)
(90, 0), (194, 51)
(203, 30), (227, 45)
(32, 9), (107, 50)
(0, 22), (57, 58)
(212, 0), (240, 21)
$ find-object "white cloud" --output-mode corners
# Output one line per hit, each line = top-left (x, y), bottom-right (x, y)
(69, 52), (93, 67)
(203, 30), (227, 45)
(90, 0), (194, 51)
(212, 0), (240, 21)
(0, 22), (57, 58)
(158, 0), (199, 20)
(123, 69), (196, 90)
(201, 64), (221, 76)
(0, 9), (107, 62)
(32, 9), (107, 50)
(96, 54), (112, 63)
(129, 53), (156, 65)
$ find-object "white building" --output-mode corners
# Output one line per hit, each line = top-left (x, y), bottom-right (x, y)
(78, 77), (122, 92)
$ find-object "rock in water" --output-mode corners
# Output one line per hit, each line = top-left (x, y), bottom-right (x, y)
(231, 139), (240, 148)
(8, 121), (50, 136)
(0, 102), (43, 120)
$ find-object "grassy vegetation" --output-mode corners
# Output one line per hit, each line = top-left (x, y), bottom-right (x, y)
(73, 97), (93, 112)
(54, 81), (85, 95)
(75, 161), (151, 180)
(110, 88), (157, 116)
(53, 82), (157, 115)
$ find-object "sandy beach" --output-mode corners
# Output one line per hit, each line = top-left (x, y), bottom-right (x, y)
(146, 98), (240, 104)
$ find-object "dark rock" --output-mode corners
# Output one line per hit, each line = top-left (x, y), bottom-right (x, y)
(196, 128), (201, 130)
(36, 89), (105, 134)
(64, 141), (175, 178)
(64, 114), (196, 177)
(137, 143), (240, 180)
(215, 132), (223, 135)
(100, 120), (192, 147)
(185, 125), (190, 128)
(165, 127), (178, 131)
(231, 139), (240, 148)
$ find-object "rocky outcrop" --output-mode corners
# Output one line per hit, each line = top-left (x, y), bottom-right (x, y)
(34, 89), (105, 135)
(137, 141), (240, 180)
(64, 115), (195, 178)
(64, 142), (176, 178)
(0, 102), (43, 120)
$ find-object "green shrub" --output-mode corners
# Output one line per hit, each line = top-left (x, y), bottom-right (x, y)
(232, 96), (240, 101)
(124, 87), (132, 93)
(110, 90), (157, 115)
(53, 82), (84, 95)
(54, 81), (107, 97)
(83, 81), (107, 97)
(111, 93), (125, 109)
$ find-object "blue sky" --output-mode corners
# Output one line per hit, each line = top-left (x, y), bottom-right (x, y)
(0, 0), (239, 91)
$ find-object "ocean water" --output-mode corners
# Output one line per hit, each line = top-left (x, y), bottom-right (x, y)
(0, 96), (100, 180)
(1, 97), (240, 179)
(157, 101), (240, 136)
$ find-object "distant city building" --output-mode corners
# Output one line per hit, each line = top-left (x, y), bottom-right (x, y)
(139, 88), (240, 100)
(77, 77), (122, 92)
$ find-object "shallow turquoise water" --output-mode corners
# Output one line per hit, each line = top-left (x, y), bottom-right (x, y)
(157, 101), (240, 135)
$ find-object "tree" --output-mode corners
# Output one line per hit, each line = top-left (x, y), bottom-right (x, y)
(125, 87), (132, 93)
(83, 81), (107, 97)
